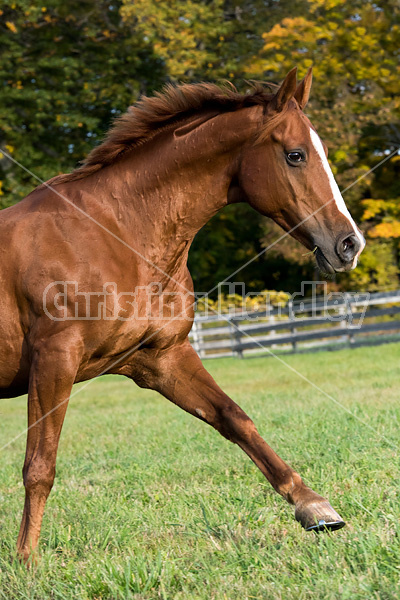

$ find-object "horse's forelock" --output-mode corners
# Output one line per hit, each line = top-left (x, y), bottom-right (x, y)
(256, 100), (302, 145)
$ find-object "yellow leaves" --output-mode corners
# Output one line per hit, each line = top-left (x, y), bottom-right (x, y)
(196, 290), (290, 313)
(122, 0), (230, 79)
(362, 198), (400, 240)
(361, 199), (388, 221)
(0, 145), (14, 160)
(263, 18), (313, 42)
(254, 0), (397, 93)
(369, 222), (400, 239)
(332, 149), (347, 162)
(347, 240), (399, 291)
(262, 24), (287, 40)
(257, 16), (321, 76)
(261, 42), (279, 51)
(309, 0), (346, 10)
(281, 17), (311, 29)
(260, 16), (323, 63)
(5, 21), (17, 34)
(0, 181), (3, 196)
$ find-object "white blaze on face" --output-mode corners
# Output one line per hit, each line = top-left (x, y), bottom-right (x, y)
(309, 127), (365, 267)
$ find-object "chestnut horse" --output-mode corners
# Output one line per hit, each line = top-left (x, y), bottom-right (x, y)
(0, 68), (364, 561)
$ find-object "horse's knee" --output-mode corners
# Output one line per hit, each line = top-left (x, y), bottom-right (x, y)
(23, 459), (55, 497)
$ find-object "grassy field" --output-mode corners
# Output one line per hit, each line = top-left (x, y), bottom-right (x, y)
(0, 343), (400, 599)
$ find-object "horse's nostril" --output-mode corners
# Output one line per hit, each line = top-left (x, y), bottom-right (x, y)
(336, 234), (359, 262)
(342, 238), (354, 253)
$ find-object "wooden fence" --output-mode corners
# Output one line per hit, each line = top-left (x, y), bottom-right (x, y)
(189, 289), (400, 359)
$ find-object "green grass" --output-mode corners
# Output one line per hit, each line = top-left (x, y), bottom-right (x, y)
(1, 343), (400, 599)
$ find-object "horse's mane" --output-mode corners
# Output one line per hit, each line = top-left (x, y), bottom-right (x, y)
(45, 81), (282, 187)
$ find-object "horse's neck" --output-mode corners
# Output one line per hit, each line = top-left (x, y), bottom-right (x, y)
(77, 105), (263, 272)
(116, 136), (234, 240)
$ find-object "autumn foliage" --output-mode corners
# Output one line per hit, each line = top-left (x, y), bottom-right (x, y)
(0, 0), (399, 292)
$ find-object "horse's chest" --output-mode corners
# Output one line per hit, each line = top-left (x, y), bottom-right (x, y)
(99, 290), (193, 358)
(141, 292), (194, 349)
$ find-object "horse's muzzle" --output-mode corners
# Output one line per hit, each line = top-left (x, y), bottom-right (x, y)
(315, 232), (364, 274)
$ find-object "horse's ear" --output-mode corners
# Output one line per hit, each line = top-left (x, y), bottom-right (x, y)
(294, 67), (313, 109)
(270, 67), (298, 113)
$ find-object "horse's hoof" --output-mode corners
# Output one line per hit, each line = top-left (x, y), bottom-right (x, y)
(17, 547), (38, 567)
(305, 519), (346, 532)
(295, 499), (345, 533)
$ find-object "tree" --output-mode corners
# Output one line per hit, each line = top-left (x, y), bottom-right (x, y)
(0, 0), (296, 294)
(247, 0), (400, 290)
(0, 0), (166, 206)
(120, 0), (308, 294)
(2, 0), (400, 293)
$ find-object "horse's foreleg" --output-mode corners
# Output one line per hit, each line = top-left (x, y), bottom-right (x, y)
(17, 339), (80, 563)
(137, 341), (344, 532)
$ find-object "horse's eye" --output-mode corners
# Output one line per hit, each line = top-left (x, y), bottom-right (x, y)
(286, 151), (304, 164)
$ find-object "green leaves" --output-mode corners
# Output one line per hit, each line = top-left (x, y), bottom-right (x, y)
(248, 0), (400, 291)
(0, 1), (165, 203)
(1, 0), (399, 291)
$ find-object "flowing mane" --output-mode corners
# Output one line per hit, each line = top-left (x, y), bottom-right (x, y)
(45, 81), (281, 187)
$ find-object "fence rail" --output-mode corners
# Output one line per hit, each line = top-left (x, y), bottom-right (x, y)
(189, 290), (400, 359)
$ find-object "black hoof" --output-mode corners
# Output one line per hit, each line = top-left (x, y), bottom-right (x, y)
(306, 519), (346, 533)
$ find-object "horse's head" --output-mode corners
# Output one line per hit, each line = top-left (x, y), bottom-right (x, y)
(237, 68), (365, 273)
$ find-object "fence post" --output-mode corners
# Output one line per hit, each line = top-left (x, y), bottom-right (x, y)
(289, 300), (297, 352)
(230, 317), (243, 358)
(337, 296), (349, 345)
(268, 303), (277, 349)
(346, 293), (355, 347)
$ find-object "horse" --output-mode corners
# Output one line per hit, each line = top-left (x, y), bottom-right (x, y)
(0, 67), (365, 562)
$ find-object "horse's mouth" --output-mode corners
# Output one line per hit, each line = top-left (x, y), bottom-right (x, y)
(315, 247), (336, 274)
(315, 246), (356, 274)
